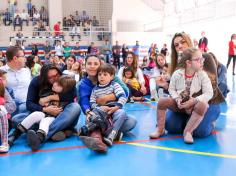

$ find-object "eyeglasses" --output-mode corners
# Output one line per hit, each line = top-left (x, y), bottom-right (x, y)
(191, 57), (205, 63)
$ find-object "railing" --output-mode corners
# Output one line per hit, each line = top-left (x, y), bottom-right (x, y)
(9, 29), (112, 45)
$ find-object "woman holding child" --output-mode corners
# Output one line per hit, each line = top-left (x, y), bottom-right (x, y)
(118, 51), (147, 97)
(77, 54), (137, 152)
(9, 64), (81, 148)
(150, 32), (225, 141)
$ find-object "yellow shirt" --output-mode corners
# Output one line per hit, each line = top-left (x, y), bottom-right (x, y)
(125, 78), (140, 90)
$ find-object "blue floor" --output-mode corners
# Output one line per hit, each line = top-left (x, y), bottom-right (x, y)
(1, 74), (236, 176)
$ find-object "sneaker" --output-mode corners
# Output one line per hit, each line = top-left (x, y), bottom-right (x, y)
(114, 131), (123, 141)
(103, 130), (117, 146)
(150, 98), (156, 102)
(0, 144), (9, 153)
(129, 98), (134, 103)
(151, 90), (158, 101)
(51, 131), (66, 142)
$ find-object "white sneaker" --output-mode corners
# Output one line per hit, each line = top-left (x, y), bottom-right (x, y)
(151, 90), (158, 101)
(0, 144), (9, 153)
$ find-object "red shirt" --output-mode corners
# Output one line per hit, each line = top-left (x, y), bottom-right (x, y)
(229, 41), (235, 55)
(54, 23), (60, 36)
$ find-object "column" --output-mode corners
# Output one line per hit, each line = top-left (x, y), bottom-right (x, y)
(48, 0), (63, 29)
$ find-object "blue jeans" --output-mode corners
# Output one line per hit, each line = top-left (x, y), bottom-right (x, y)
(12, 101), (29, 117)
(12, 111), (31, 128)
(165, 104), (220, 138)
(46, 103), (81, 140)
(119, 114), (137, 133)
(12, 103), (81, 140)
(112, 109), (126, 131)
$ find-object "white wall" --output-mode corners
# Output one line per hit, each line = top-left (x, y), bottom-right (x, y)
(48, 0), (62, 28)
(112, 0), (162, 32)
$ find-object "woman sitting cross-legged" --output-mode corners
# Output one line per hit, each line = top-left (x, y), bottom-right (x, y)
(9, 64), (81, 148)
(77, 54), (137, 152)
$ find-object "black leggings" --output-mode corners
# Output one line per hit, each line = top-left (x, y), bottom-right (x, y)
(226, 55), (236, 73)
(127, 84), (143, 98)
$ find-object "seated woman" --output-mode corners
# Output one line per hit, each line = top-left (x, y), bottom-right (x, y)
(153, 32), (225, 138)
(209, 52), (229, 98)
(122, 66), (144, 102)
(150, 48), (213, 144)
(10, 64), (81, 144)
(77, 54), (137, 152)
(149, 53), (170, 101)
(118, 51), (147, 96)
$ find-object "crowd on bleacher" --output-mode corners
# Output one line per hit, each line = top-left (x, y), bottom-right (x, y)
(1, 0), (48, 31)
(0, 31), (231, 154)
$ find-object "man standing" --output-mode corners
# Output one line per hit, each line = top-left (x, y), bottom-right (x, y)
(133, 40), (140, 57)
(102, 40), (111, 63)
(198, 31), (208, 52)
(112, 41), (121, 69)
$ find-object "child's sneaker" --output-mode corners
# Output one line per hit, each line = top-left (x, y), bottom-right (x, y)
(151, 90), (158, 101)
(129, 97), (134, 103)
(0, 143), (9, 153)
(103, 130), (117, 146)
(114, 131), (123, 141)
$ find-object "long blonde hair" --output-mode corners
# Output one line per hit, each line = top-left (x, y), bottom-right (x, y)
(170, 32), (193, 75)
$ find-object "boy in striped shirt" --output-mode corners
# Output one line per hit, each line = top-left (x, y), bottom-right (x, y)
(87, 64), (127, 146)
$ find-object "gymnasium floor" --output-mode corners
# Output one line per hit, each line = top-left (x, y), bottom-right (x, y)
(0, 73), (236, 176)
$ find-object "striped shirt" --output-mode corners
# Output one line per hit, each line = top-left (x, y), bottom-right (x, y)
(90, 81), (127, 109)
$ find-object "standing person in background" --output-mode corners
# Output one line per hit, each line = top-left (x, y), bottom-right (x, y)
(226, 34), (236, 75)
(160, 44), (168, 56)
(112, 41), (121, 69)
(133, 41), (140, 57)
(198, 31), (208, 53)
(31, 44), (38, 56)
(148, 43), (154, 57)
(122, 44), (129, 65)
(27, 0), (32, 17)
(63, 42), (71, 58)
(44, 40), (52, 58)
(101, 40), (111, 63)
(73, 42), (81, 60)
